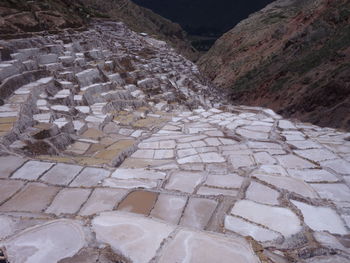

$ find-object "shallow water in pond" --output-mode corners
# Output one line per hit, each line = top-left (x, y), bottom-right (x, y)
(117, 190), (158, 215)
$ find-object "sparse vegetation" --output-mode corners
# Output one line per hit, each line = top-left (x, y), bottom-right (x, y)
(287, 25), (350, 74)
(200, 0), (350, 129)
(261, 12), (287, 24)
(231, 67), (260, 92)
(270, 77), (290, 92)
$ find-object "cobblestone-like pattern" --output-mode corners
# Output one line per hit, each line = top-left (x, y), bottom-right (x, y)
(0, 21), (349, 263)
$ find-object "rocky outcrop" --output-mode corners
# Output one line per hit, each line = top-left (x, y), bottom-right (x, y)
(198, 0), (350, 130)
(0, 0), (196, 60)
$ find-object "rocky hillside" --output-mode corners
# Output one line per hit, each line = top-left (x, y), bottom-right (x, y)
(199, 0), (350, 130)
(0, 0), (196, 60)
(0, 0), (85, 34)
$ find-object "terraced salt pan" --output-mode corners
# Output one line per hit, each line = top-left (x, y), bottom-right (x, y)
(252, 174), (319, 198)
(0, 216), (15, 240)
(150, 194), (187, 224)
(11, 161), (54, 180)
(0, 155), (26, 178)
(92, 212), (175, 263)
(287, 169), (339, 183)
(231, 200), (301, 237)
(224, 215), (282, 242)
(158, 229), (260, 263)
(245, 181), (279, 205)
(1, 220), (86, 263)
(0, 20), (349, 263)
(112, 168), (166, 180)
(291, 200), (348, 235)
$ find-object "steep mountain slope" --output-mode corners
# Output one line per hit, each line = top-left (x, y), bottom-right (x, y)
(81, 0), (197, 60)
(199, 0), (350, 130)
(0, 0), (196, 59)
(132, 0), (275, 51)
(132, 0), (275, 36)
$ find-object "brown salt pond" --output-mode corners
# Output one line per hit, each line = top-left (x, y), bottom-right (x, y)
(117, 190), (158, 215)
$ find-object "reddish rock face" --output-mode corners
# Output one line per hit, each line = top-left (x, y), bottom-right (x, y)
(0, 1), (84, 35)
(199, 0), (350, 130)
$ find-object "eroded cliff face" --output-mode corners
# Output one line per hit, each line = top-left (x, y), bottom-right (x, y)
(198, 0), (350, 130)
(0, 0), (196, 60)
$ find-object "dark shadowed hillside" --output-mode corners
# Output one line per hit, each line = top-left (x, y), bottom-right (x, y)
(131, 0), (275, 36)
(199, 0), (350, 130)
(131, 0), (275, 50)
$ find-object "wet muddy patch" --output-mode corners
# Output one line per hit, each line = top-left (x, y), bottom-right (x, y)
(117, 190), (158, 215)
